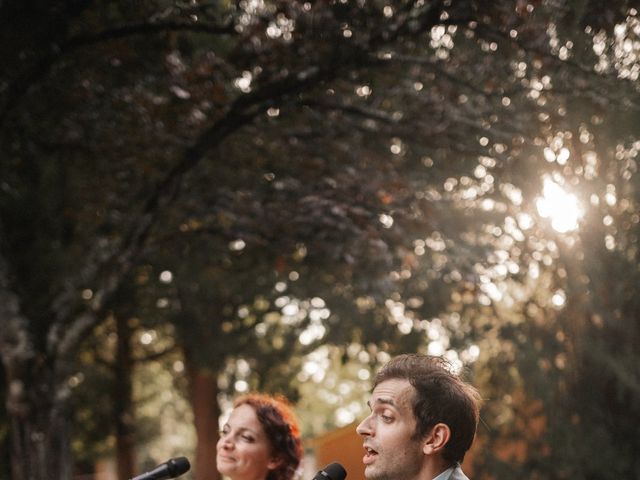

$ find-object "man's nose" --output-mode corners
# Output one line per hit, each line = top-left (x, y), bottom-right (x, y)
(356, 415), (373, 436)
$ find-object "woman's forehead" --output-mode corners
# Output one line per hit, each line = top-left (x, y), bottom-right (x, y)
(228, 404), (264, 430)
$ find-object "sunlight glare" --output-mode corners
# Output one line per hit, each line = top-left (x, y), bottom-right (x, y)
(536, 178), (583, 233)
(336, 408), (356, 426)
(427, 341), (445, 356)
(234, 380), (249, 392)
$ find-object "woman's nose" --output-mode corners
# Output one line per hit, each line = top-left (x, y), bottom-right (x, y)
(219, 434), (234, 449)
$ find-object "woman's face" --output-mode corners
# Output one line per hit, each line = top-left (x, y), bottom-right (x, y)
(216, 404), (280, 480)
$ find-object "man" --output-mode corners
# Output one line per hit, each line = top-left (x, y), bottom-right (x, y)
(356, 354), (480, 480)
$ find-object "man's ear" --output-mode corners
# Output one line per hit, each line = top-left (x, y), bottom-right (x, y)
(422, 423), (451, 455)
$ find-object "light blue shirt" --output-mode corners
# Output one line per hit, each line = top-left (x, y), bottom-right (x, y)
(432, 467), (454, 480)
(432, 463), (468, 480)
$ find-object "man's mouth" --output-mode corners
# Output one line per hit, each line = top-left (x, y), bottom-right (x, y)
(362, 445), (378, 465)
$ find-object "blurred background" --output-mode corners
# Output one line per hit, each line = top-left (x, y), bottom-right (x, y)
(1, 1), (640, 479)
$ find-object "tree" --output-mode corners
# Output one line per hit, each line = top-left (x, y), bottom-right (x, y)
(0, 1), (482, 477)
(2, 1), (640, 479)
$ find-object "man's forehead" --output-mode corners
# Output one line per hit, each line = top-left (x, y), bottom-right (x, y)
(369, 378), (415, 406)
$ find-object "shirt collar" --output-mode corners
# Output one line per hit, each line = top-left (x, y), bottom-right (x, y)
(432, 465), (455, 480)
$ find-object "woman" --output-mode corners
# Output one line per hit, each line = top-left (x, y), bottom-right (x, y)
(216, 393), (303, 480)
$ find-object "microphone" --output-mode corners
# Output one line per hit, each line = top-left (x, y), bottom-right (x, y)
(130, 457), (191, 480)
(312, 463), (347, 480)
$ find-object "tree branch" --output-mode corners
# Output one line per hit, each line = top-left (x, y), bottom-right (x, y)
(0, 253), (36, 409)
(64, 20), (236, 49)
(0, 20), (235, 128)
(49, 65), (332, 359)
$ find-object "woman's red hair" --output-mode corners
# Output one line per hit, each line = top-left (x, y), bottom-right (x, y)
(234, 393), (303, 480)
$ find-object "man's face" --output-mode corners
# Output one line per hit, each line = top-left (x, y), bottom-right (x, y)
(356, 378), (425, 480)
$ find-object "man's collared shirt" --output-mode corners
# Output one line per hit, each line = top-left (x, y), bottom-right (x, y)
(432, 466), (454, 480)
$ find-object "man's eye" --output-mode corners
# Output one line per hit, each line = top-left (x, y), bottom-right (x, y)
(376, 411), (393, 422)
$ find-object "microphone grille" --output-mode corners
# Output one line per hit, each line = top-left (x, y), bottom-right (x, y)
(167, 457), (191, 477)
(322, 463), (347, 480)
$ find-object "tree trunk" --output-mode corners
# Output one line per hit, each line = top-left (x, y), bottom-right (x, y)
(187, 363), (221, 480)
(7, 363), (73, 480)
(115, 314), (136, 480)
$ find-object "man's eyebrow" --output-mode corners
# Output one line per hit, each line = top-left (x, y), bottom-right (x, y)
(367, 397), (396, 409)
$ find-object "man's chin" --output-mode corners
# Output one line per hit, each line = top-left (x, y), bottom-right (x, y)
(364, 465), (385, 480)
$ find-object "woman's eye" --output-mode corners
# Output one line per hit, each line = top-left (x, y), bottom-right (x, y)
(241, 434), (254, 442)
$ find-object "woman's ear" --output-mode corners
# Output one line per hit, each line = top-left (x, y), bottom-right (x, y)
(267, 456), (283, 470)
(422, 423), (451, 455)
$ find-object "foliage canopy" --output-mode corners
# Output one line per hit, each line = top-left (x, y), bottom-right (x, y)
(2, 1), (640, 479)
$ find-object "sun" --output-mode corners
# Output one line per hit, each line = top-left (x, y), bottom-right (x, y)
(535, 177), (583, 233)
